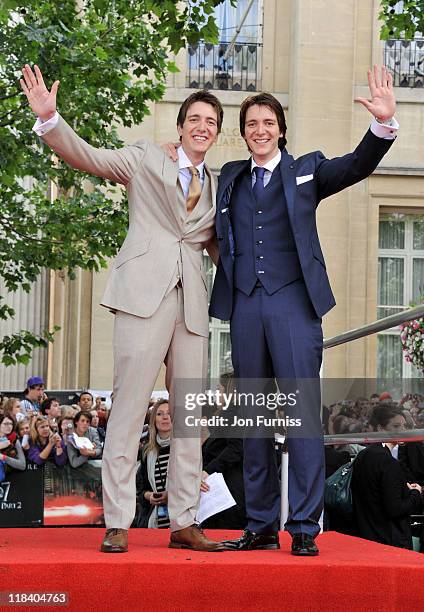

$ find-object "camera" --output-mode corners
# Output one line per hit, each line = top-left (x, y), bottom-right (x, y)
(152, 492), (162, 500)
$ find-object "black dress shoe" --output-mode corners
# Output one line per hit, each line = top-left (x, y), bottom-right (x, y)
(221, 529), (280, 551)
(291, 533), (319, 556)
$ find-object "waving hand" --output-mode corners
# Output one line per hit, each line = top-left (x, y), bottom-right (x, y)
(355, 65), (396, 122)
(20, 64), (59, 122)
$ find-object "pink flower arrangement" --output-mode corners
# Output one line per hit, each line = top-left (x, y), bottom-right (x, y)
(400, 317), (424, 371)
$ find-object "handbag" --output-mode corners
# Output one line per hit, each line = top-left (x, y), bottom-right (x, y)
(324, 460), (354, 516)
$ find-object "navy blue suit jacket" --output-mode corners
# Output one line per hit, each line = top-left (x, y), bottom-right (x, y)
(209, 129), (394, 321)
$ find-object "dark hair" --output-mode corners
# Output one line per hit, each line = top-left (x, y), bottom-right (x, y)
(239, 92), (287, 149)
(73, 411), (92, 425)
(0, 413), (16, 431)
(177, 90), (224, 133)
(78, 391), (93, 402)
(369, 402), (404, 431)
(41, 397), (59, 415)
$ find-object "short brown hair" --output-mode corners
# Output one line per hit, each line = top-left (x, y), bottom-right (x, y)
(239, 93), (287, 149)
(73, 411), (92, 426)
(177, 90), (224, 133)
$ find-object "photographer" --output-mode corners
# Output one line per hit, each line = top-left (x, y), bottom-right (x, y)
(28, 415), (67, 466)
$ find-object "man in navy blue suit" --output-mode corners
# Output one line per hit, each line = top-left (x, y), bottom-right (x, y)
(210, 66), (398, 555)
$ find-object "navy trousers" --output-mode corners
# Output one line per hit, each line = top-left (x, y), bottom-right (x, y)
(230, 279), (325, 537)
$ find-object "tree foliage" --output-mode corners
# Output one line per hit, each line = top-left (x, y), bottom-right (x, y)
(379, 0), (424, 40)
(0, 0), (226, 366)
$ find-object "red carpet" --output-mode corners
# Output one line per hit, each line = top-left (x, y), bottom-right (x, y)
(0, 529), (424, 611)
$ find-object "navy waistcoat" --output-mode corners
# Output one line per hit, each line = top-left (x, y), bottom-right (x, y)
(231, 166), (302, 295)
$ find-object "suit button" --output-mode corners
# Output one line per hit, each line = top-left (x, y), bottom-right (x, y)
(218, 235), (224, 240)
(256, 210), (263, 214)
(255, 225), (263, 230)
(256, 256), (263, 260)
(258, 270), (265, 274)
(256, 240), (263, 245)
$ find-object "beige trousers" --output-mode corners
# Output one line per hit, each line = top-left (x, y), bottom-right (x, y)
(101, 285), (208, 531)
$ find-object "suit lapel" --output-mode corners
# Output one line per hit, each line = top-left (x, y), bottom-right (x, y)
(162, 154), (183, 227)
(279, 149), (295, 225)
(217, 159), (250, 208)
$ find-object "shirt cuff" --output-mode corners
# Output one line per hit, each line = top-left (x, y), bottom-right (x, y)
(32, 112), (59, 136)
(370, 117), (399, 140)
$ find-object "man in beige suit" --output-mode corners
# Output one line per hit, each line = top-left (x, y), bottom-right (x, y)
(21, 64), (224, 553)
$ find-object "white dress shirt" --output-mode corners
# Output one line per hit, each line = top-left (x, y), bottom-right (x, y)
(177, 146), (205, 197)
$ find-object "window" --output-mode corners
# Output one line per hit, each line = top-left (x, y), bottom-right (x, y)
(186, 0), (262, 91)
(377, 213), (424, 378)
(214, 0), (261, 43)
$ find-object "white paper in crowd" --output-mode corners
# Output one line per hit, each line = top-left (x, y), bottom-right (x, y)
(70, 433), (94, 450)
(195, 472), (236, 524)
(21, 434), (29, 447)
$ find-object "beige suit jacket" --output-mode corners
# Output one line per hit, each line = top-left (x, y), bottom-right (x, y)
(41, 116), (218, 337)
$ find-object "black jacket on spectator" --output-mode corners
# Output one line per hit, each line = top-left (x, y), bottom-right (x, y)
(133, 454), (153, 528)
(325, 446), (351, 479)
(398, 442), (424, 486)
(201, 407), (246, 530)
(352, 444), (422, 549)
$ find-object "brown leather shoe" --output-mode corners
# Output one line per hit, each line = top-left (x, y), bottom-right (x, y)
(169, 524), (227, 552)
(100, 528), (128, 553)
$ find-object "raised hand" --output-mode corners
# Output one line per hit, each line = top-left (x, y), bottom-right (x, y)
(20, 64), (59, 122)
(355, 65), (396, 122)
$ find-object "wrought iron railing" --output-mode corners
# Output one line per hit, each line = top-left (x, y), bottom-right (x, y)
(186, 41), (261, 92)
(384, 39), (424, 88)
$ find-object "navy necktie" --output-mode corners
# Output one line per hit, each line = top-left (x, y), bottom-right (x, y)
(252, 166), (266, 199)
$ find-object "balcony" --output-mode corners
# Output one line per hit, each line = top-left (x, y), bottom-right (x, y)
(186, 41), (261, 92)
(384, 39), (424, 88)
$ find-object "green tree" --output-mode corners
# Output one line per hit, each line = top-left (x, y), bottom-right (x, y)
(0, 0), (226, 366)
(379, 0), (424, 40)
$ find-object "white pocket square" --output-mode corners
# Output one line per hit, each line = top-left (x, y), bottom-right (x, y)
(296, 174), (313, 186)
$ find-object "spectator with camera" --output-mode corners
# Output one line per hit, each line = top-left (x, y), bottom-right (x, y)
(0, 414), (26, 474)
(16, 419), (31, 452)
(67, 411), (102, 468)
(352, 403), (422, 549)
(2, 397), (26, 422)
(134, 399), (172, 528)
(58, 416), (75, 445)
(28, 415), (67, 466)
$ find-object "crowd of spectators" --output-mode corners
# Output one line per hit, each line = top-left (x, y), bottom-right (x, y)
(324, 392), (424, 550)
(0, 376), (109, 477)
(2, 375), (424, 551)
